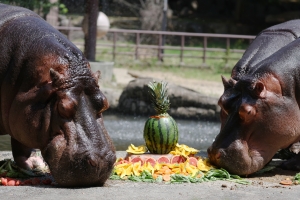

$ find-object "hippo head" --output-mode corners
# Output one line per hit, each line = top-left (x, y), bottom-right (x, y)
(5, 52), (116, 187)
(36, 63), (116, 187)
(29, 63), (115, 186)
(207, 72), (300, 175)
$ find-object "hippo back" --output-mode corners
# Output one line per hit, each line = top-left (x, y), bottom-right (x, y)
(233, 20), (300, 79)
(0, 3), (40, 27)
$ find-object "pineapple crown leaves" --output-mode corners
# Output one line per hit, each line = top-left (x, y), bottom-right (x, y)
(147, 81), (171, 114)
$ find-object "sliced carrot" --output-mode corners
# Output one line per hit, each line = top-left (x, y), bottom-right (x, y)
(280, 179), (293, 185)
(162, 174), (171, 182)
(164, 169), (172, 175)
(152, 174), (159, 180)
(155, 170), (164, 175)
(7, 179), (15, 186)
(1, 178), (7, 186)
(15, 180), (20, 186)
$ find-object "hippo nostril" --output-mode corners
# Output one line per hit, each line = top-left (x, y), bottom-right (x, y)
(208, 147), (221, 160)
(215, 150), (221, 160)
(88, 158), (97, 167)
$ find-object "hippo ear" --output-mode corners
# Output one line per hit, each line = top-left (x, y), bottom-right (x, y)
(50, 68), (64, 86)
(221, 76), (231, 90)
(92, 70), (101, 83)
(253, 81), (266, 98)
(221, 76), (236, 90)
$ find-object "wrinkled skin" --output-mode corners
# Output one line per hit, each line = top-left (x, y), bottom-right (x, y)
(0, 4), (116, 187)
(207, 20), (300, 175)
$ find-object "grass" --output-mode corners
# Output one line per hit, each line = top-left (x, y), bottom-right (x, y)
(72, 38), (242, 82)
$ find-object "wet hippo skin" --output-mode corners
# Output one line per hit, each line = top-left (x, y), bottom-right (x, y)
(0, 3), (116, 187)
(208, 20), (300, 175)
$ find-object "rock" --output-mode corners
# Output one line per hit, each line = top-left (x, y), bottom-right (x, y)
(117, 78), (220, 120)
(102, 87), (122, 111)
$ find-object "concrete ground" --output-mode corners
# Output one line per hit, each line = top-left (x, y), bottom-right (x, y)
(0, 151), (299, 200)
(1, 69), (299, 199)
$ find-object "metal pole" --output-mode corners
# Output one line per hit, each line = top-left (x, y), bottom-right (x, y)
(113, 32), (117, 61)
(226, 38), (230, 64)
(158, 34), (162, 60)
(160, 0), (168, 62)
(135, 33), (140, 60)
(180, 35), (184, 64)
(203, 37), (207, 64)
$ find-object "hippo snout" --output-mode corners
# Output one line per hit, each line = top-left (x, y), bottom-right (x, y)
(48, 151), (116, 187)
(207, 146), (222, 165)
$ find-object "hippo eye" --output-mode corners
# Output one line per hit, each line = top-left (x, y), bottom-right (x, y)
(57, 96), (78, 118)
(89, 90), (109, 116)
(218, 89), (240, 114)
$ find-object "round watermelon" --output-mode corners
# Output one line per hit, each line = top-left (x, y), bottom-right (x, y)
(143, 114), (178, 154)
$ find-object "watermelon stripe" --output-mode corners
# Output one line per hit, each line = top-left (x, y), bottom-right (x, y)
(150, 119), (157, 153)
(158, 119), (164, 154)
(144, 115), (178, 154)
(146, 119), (151, 150)
(170, 117), (178, 145)
(165, 118), (170, 153)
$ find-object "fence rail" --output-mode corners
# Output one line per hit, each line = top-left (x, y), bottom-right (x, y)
(55, 26), (256, 67)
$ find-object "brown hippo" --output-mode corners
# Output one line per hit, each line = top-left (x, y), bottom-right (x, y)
(207, 20), (300, 175)
(0, 3), (116, 187)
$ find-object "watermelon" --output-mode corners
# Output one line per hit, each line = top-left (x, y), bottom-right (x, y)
(188, 157), (198, 166)
(143, 115), (178, 154)
(157, 156), (170, 164)
(144, 157), (156, 167)
(170, 155), (186, 164)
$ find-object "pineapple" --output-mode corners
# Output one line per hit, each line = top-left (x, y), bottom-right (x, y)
(143, 81), (179, 154)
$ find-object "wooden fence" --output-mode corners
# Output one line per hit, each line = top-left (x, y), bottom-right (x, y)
(55, 26), (256, 67)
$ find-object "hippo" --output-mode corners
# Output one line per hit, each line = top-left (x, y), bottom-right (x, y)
(207, 20), (300, 175)
(0, 3), (116, 187)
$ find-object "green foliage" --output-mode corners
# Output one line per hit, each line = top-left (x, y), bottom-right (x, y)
(110, 168), (250, 185)
(1, 0), (68, 17)
(148, 81), (170, 114)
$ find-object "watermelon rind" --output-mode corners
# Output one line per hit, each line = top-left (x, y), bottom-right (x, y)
(143, 114), (178, 154)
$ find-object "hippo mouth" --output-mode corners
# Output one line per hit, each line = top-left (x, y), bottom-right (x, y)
(41, 133), (115, 187)
(207, 139), (270, 175)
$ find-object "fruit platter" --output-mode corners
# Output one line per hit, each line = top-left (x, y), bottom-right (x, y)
(110, 81), (250, 184)
(110, 143), (250, 184)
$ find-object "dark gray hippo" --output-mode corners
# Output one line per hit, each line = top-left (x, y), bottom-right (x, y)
(208, 20), (300, 175)
(0, 4), (116, 187)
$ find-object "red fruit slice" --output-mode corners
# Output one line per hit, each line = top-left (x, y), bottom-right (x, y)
(188, 157), (198, 167)
(157, 156), (170, 164)
(115, 159), (129, 166)
(144, 157), (156, 167)
(1, 178), (7, 186)
(7, 179), (16, 186)
(170, 155), (186, 164)
(15, 180), (20, 186)
(131, 157), (144, 165)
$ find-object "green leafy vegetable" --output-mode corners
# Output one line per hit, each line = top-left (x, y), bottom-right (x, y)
(0, 159), (44, 178)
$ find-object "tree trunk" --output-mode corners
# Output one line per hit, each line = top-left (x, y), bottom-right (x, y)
(84, 0), (99, 61)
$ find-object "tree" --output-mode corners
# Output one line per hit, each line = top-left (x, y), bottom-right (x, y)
(84, 0), (99, 61)
(1, 0), (66, 19)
